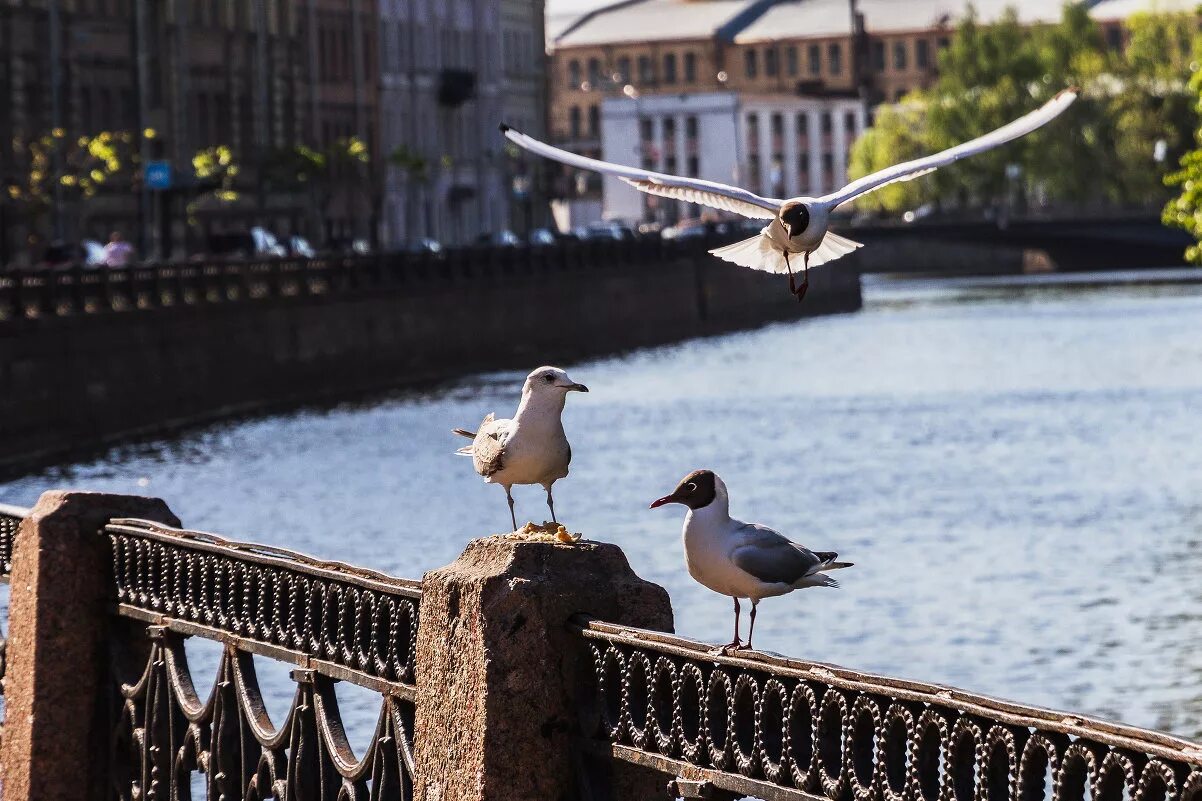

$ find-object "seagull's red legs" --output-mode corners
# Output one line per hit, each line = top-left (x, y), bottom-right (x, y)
(714, 596), (744, 654)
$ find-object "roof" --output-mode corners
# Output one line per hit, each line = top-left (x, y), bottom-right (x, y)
(553, 0), (754, 47)
(735, 0), (1062, 42)
(550, 0), (1198, 50)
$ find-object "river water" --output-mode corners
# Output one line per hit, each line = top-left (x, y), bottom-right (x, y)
(3, 272), (1201, 745)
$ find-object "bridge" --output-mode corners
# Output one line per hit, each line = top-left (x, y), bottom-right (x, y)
(846, 210), (1192, 272)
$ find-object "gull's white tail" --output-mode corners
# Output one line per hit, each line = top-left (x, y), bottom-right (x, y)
(708, 231), (864, 274)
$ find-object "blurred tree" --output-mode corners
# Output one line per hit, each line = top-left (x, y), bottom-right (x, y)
(187, 145), (241, 224)
(4, 130), (136, 239)
(1162, 27), (1202, 263)
(847, 96), (934, 213)
(263, 138), (370, 241)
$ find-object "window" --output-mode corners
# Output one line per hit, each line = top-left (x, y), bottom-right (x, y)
(822, 153), (834, 172)
(916, 39), (930, 68)
(937, 37), (950, 52)
(687, 156), (699, 176)
(1106, 25), (1122, 51)
(587, 57), (601, 86)
(808, 44), (821, 75)
(664, 53), (677, 84)
(568, 60), (581, 89)
(796, 113), (808, 137)
(639, 117), (653, 143)
(570, 106), (581, 138)
(786, 46), (798, 76)
(798, 155), (809, 176)
(746, 113), (759, 148)
(828, 43), (842, 75)
(685, 116), (698, 138)
(893, 41), (907, 70)
(821, 111), (832, 134)
(744, 49), (758, 78)
(617, 56), (631, 82)
(765, 47), (778, 77)
(845, 111), (856, 134)
(872, 41), (885, 70)
(663, 117), (676, 141)
(638, 55), (653, 83)
(684, 51), (697, 82)
(770, 113), (784, 137)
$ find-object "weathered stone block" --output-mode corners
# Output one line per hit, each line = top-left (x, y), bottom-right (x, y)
(414, 537), (673, 801)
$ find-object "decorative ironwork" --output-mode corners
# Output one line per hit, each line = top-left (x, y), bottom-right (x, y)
(107, 518), (421, 800)
(574, 618), (1202, 801)
(0, 502), (26, 579)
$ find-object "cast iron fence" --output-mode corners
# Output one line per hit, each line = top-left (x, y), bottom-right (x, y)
(573, 618), (1202, 801)
(106, 517), (421, 799)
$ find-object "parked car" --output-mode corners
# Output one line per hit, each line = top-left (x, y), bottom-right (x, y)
(580, 221), (634, 241)
(251, 227), (288, 258)
(475, 230), (522, 247)
(528, 228), (558, 247)
(404, 238), (443, 254)
(289, 236), (317, 258)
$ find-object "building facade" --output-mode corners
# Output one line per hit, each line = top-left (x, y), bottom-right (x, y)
(377, 0), (548, 249)
(1, 0), (376, 263)
(547, 0), (1193, 225)
(600, 91), (863, 223)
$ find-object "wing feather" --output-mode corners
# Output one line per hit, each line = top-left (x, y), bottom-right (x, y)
(501, 124), (782, 219)
(821, 88), (1077, 209)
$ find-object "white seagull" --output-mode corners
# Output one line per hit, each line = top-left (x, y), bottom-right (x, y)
(501, 88), (1077, 300)
(454, 366), (589, 531)
(650, 470), (851, 652)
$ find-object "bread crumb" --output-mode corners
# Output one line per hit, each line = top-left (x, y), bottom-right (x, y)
(493, 521), (582, 544)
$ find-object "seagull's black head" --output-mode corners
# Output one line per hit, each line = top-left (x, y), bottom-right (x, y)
(649, 469), (717, 511)
(781, 203), (810, 239)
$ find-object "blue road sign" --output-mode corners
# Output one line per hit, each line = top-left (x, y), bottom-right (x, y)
(145, 161), (173, 190)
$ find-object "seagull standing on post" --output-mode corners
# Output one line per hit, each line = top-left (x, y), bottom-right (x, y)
(501, 89), (1076, 301)
(454, 366), (589, 531)
(650, 470), (851, 652)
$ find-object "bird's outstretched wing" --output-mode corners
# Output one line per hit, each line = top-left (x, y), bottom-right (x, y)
(501, 124), (782, 219)
(820, 88), (1077, 210)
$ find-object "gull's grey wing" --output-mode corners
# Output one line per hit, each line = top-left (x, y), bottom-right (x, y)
(472, 414), (509, 478)
(819, 88), (1077, 210)
(730, 523), (824, 585)
(501, 124), (782, 219)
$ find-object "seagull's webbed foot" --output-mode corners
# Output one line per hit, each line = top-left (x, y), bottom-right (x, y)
(795, 252), (811, 303)
(712, 640), (745, 656)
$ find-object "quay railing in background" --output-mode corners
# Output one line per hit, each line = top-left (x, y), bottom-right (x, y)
(0, 237), (708, 324)
(106, 518), (421, 799)
(573, 618), (1202, 801)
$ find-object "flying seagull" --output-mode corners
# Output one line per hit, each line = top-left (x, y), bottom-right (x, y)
(650, 470), (851, 652)
(501, 88), (1076, 301)
(454, 366), (589, 531)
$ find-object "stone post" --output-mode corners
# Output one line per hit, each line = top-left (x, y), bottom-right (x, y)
(413, 537), (674, 801)
(0, 491), (180, 801)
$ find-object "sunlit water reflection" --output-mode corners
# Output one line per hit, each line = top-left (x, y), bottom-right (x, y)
(3, 274), (1200, 746)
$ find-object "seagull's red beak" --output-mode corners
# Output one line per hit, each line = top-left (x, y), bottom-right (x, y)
(649, 493), (679, 509)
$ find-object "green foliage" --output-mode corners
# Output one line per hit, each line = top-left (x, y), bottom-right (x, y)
(852, 4), (1201, 214)
(1163, 27), (1202, 263)
(847, 97), (934, 213)
(5, 129), (136, 214)
(188, 145), (241, 222)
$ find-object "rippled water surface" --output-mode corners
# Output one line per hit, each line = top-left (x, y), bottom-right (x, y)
(4, 275), (1201, 741)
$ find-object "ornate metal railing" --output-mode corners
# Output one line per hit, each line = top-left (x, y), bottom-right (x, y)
(574, 618), (1202, 801)
(106, 518), (421, 800)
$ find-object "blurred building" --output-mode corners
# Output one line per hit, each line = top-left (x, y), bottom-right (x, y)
(600, 91), (863, 223)
(546, 0), (1196, 226)
(0, 0), (378, 264)
(377, 0), (549, 248)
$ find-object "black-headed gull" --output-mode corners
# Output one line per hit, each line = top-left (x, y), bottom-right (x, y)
(650, 469), (851, 652)
(454, 366), (589, 531)
(501, 88), (1076, 301)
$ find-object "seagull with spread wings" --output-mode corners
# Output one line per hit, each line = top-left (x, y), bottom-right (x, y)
(501, 88), (1076, 301)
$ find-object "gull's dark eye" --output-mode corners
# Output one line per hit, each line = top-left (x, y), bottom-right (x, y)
(685, 482), (697, 493)
(544, 374), (555, 383)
